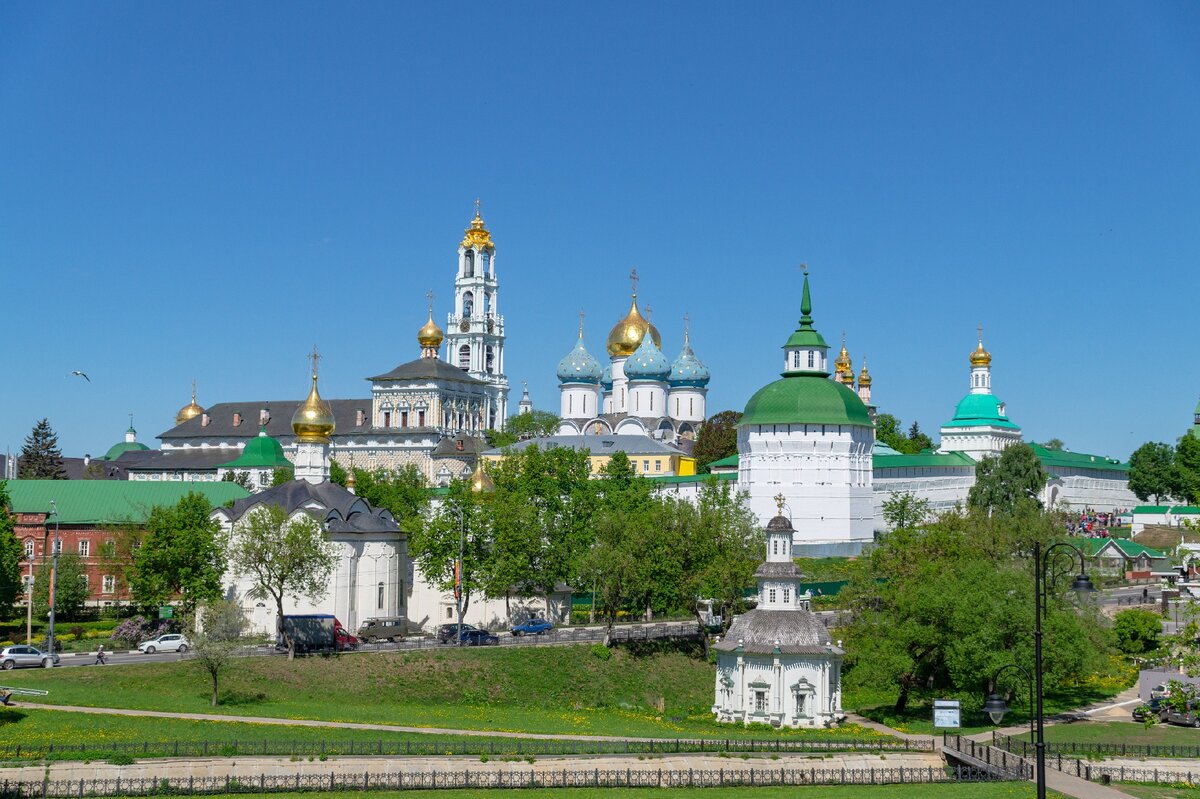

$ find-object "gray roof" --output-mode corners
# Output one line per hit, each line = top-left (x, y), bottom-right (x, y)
(483, 434), (685, 457)
(218, 480), (400, 535)
(431, 435), (488, 457)
(368, 357), (486, 385)
(159, 400), (372, 440)
(754, 561), (806, 579)
(114, 448), (241, 472)
(713, 609), (837, 655)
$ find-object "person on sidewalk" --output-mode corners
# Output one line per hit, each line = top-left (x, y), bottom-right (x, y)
(94, 644), (107, 665)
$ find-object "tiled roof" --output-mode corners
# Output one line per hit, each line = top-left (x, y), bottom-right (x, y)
(483, 435), (685, 457)
(368, 357), (486, 384)
(713, 609), (838, 655)
(5, 480), (249, 524)
(219, 480), (399, 535)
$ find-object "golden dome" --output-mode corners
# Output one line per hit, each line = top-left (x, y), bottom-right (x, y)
(468, 459), (495, 494)
(460, 200), (494, 251)
(175, 383), (204, 425)
(291, 374), (336, 443)
(858, 358), (872, 387)
(417, 308), (444, 350)
(606, 297), (662, 357)
(970, 336), (992, 367)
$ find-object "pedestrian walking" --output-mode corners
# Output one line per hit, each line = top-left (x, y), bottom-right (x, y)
(94, 644), (106, 665)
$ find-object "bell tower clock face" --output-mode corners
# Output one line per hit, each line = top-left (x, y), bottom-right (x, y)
(459, 318), (470, 332)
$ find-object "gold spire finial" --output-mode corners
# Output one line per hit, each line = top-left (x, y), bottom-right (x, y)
(970, 325), (992, 367)
(579, 309), (585, 338)
(629, 267), (639, 298)
(473, 197), (481, 219)
(774, 493), (786, 515)
(191, 378), (197, 402)
(683, 312), (690, 344)
(308, 345), (322, 380)
(292, 347), (335, 443)
(461, 200), (493, 249)
(427, 289), (435, 314)
(418, 292), (445, 352)
(176, 380), (205, 425)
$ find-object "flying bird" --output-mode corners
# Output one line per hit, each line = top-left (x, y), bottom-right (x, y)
(69, 371), (90, 382)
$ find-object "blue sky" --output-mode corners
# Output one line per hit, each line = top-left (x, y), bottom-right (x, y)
(2, 3), (1198, 461)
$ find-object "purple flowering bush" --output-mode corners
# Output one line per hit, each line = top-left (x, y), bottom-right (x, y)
(110, 616), (170, 648)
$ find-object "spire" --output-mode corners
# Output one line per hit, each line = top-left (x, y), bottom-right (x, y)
(461, 199), (494, 250)
(799, 264), (812, 324)
(683, 312), (691, 345)
(578, 309), (585, 339)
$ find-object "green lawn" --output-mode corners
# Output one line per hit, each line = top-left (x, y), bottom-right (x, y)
(1, 645), (896, 741)
(191, 787), (1056, 799)
(992, 720), (1200, 757)
(1120, 786), (1200, 798)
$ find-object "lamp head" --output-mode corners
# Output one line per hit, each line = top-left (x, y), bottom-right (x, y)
(983, 692), (1010, 725)
(1070, 572), (1095, 594)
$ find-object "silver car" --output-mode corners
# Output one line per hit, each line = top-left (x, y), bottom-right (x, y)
(137, 634), (190, 654)
(0, 645), (58, 669)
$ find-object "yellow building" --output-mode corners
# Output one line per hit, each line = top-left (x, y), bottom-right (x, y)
(481, 434), (695, 477)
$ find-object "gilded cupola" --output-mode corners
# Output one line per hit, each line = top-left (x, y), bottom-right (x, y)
(970, 329), (992, 367)
(417, 308), (444, 354)
(460, 199), (494, 251)
(291, 356), (336, 444)
(858, 357), (872, 387)
(175, 381), (205, 425)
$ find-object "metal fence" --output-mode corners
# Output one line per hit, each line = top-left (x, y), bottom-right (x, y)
(1, 734), (934, 762)
(995, 732), (1200, 761)
(345, 621), (703, 654)
(1048, 755), (1200, 786)
(941, 734), (1031, 780)
(0, 765), (1010, 797)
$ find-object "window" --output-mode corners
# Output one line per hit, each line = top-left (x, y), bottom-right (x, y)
(446, 606), (454, 619)
(795, 693), (807, 716)
(419, 410), (426, 427)
(78, 540), (90, 558)
(463, 251), (474, 278)
(377, 582), (385, 610)
(458, 345), (471, 370)
(102, 575), (115, 594)
(772, 539), (778, 555)
(650, 393), (654, 411)
(78, 573), (88, 589)
(782, 588), (790, 604)
(643, 460), (650, 472)
(568, 394), (573, 414)
(486, 346), (494, 373)
(807, 351), (815, 368)
(383, 411), (391, 428)
(481, 252), (490, 273)
(463, 290), (475, 317)
(754, 691), (767, 713)
(769, 588), (777, 604)
(654, 460), (661, 472)
(23, 539), (34, 559)
(690, 398), (694, 415)
(401, 411), (408, 428)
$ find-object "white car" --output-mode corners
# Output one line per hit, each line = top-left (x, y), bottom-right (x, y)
(137, 634), (190, 654)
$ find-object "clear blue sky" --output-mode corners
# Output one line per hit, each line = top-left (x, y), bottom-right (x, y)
(2, 3), (1198, 461)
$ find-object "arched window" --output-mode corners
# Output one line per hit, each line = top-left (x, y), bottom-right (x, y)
(377, 582), (385, 610)
(462, 291), (474, 318)
(485, 345), (494, 373)
(23, 539), (34, 559)
(464, 251), (474, 278)
(458, 345), (471, 370)
(483, 292), (491, 314)
(481, 251), (490, 273)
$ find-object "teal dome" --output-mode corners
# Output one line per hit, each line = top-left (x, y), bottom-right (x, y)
(556, 336), (602, 384)
(669, 338), (710, 387)
(943, 393), (1021, 430)
(601, 365), (613, 389)
(625, 335), (671, 382)
(103, 430), (149, 461)
(741, 375), (873, 428)
(220, 429), (293, 469)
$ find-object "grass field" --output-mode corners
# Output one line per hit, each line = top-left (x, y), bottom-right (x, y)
(0, 645), (893, 740)
(184, 786), (1058, 799)
(1042, 721), (1200, 747)
(1120, 786), (1200, 798)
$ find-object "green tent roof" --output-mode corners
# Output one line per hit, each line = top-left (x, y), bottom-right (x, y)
(1029, 443), (1128, 474)
(219, 432), (292, 470)
(941, 393), (1021, 430)
(741, 375), (873, 428)
(4, 480), (250, 524)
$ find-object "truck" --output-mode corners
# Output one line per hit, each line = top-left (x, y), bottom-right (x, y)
(279, 615), (358, 653)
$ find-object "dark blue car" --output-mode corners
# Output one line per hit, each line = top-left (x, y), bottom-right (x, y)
(510, 618), (553, 636)
(459, 629), (499, 646)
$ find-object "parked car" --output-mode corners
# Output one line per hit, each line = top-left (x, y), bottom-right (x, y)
(137, 634), (190, 654)
(1167, 699), (1200, 728)
(437, 623), (478, 644)
(459, 629), (499, 646)
(1133, 697), (1170, 723)
(357, 617), (407, 644)
(510, 618), (553, 636)
(0, 645), (58, 669)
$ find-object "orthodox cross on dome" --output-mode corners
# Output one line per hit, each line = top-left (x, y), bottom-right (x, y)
(427, 289), (435, 313)
(191, 378), (197, 401)
(308, 345), (322, 380)
(774, 493), (786, 515)
(683, 312), (690, 343)
(473, 197), (481, 218)
(800, 262), (808, 275)
(644, 304), (653, 321)
(579, 309), (585, 337)
(128, 412), (134, 428)
(977, 323), (984, 344)
(629, 267), (639, 297)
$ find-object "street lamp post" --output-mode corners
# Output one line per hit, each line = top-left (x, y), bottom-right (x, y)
(985, 540), (1094, 799)
(982, 662), (1035, 752)
(454, 460), (495, 647)
(46, 499), (60, 659)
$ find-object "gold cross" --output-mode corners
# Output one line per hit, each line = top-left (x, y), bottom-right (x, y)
(427, 289), (435, 313)
(191, 378), (197, 402)
(308, 345), (322, 379)
(629, 267), (639, 296)
(473, 198), (481, 218)
(644, 304), (652, 321)
(579, 309), (585, 337)
(977, 323), (983, 344)
(774, 493), (786, 514)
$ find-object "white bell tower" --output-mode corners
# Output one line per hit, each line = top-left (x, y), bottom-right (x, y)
(444, 200), (510, 430)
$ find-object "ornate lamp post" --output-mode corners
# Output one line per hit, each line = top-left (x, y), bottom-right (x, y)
(455, 460), (495, 646)
(45, 499), (60, 659)
(986, 541), (1094, 799)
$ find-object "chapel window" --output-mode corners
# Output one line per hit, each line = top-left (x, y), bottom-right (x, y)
(377, 582), (385, 610)
(463, 291), (474, 317)
(807, 351), (815, 368)
(383, 411), (391, 428)
(464, 251), (474, 278)
(754, 691), (767, 713)
(783, 588), (791, 603)
(768, 588), (777, 604)
(458, 345), (471, 370)
(486, 346), (494, 373)
(23, 539), (34, 559)
(480, 251), (490, 273)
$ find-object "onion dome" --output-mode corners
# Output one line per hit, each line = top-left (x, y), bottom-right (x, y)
(601, 365), (613, 390)
(468, 459), (495, 494)
(834, 335), (852, 378)
(970, 330), (992, 367)
(104, 426), (150, 461)
(175, 383), (205, 425)
(607, 296), (662, 357)
(556, 328), (603, 384)
(460, 201), (494, 251)
(624, 334), (671, 382)
(291, 372), (336, 443)
(220, 426), (292, 470)
(417, 307), (444, 351)
(858, 357), (872, 387)
(668, 326), (710, 387)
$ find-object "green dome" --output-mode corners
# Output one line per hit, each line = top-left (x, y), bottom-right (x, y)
(943, 394), (1021, 430)
(220, 430), (292, 470)
(103, 440), (149, 461)
(740, 375), (873, 428)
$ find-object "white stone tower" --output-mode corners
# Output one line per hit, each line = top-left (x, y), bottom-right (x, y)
(445, 201), (509, 430)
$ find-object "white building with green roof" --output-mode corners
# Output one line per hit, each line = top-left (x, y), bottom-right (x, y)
(736, 272), (874, 555)
(937, 332), (1024, 460)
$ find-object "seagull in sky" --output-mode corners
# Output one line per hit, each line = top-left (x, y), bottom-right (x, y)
(69, 371), (90, 382)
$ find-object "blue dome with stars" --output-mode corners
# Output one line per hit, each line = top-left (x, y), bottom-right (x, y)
(624, 335), (671, 382)
(601, 365), (613, 389)
(556, 336), (602, 384)
(669, 336), (710, 387)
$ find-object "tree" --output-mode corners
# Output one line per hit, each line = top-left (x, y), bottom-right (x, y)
(506, 410), (561, 440)
(967, 443), (1047, 517)
(1042, 439), (1065, 451)
(1128, 442), (1176, 505)
(221, 471), (253, 491)
(270, 467), (294, 487)
(31, 554), (89, 621)
(0, 483), (24, 618)
(192, 635), (239, 706)
(230, 505), (337, 659)
(19, 419), (66, 479)
(875, 414), (932, 455)
(906, 422), (933, 453)
(410, 479), (492, 620)
(329, 459), (349, 486)
(200, 598), (248, 641)
(693, 411), (741, 472)
(193, 599), (248, 706)
(1174, 434), (1200, 506)
(1112, 608), (1162, 656)
(127, 493), (226, 626)
(881, 492), (931, 532)
(349, 465), (428, 534)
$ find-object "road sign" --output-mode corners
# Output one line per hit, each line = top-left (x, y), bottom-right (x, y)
(158, 606), (174, 620)
(933, 699), (961, 728)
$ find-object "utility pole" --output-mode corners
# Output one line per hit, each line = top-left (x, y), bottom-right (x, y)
(46, 499), (60, 658)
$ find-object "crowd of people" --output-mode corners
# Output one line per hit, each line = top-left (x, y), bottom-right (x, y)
(1065, 508), (1130, 537)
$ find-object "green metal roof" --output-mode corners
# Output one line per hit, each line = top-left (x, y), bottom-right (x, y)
(1172, 506), (1200, 514)
(1132, 505), (1171, 514)
(873, 451), (977, 469)
(4, 480), (250, 524)
(941, 393), (1021, 430)
(102, 440), (150, 461)
(1029, 443), (1128, 474)
(740, 375), (873, 428)
(1078, 538), (1166, 560)
(219, 433), (292, 470)
(707, 454), (739, 469)
(648, 472), (738, 485)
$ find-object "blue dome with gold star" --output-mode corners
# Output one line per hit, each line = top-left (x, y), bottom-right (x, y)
(601, 365), (613, 389)
(556, 336), (602, 384)
(669, 335), (710, 388)
(625, 335), (671, 382)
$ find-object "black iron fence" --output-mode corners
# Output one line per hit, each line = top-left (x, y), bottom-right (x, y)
(995, 732), (1200, 761)
(1, 734), (934, 762)
(1047, 755), (1200, 786)
(0, 765), (1010, 797)
(942, 734), (1031, 780)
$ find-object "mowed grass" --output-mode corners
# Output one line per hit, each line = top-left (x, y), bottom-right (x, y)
(192, 786), (1057, 799)
(1, 645), (890, 740)
(1018, 720), (1200, 749)
(1119, 786), (1200, 799)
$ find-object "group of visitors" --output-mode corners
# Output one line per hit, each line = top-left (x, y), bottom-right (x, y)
(1065, 508), (1130, 538)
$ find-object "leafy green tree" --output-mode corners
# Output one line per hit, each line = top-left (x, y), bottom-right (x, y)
(31, 553), (89, 621)
(0, 483), (24, 617)
(1112, 608), (1162, 655)
(192, 604), (244, 707)
(201, 598), (248, 642)
(270, 467), (294, 486)
(329, 459), (349, 486)
(1042, 439), (1065, 451)
(128, 493), (226, 626)
(967, 443), (1047, 517)
(410, 479), (492, 619)
(693, 411), (741, 472)
(907, 422), (933, 453)
(509, 410), (561, 439)
(221, 471), (253, 491)
(875, 414), (932, 455)
(230, 504), (337, 659)
(1174, 434), (1200, 505)
(19, 419), (66, 479)
(1128, 441), (1176, 504)
(484, 429), (519, 448)
(349, 465), (429, 534)
(881, 492), (931, 532)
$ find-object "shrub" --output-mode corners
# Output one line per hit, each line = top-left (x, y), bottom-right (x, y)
(590, 642), (612, 661)
(1114, 608), (1162, 655)
(111, 616), (169, 649)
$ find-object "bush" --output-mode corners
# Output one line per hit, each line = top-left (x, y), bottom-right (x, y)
(590, 642), (612, 661)
(1114, 608), (1162, 655)
(111, 616), (169, 649)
